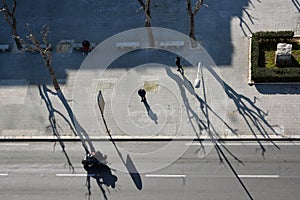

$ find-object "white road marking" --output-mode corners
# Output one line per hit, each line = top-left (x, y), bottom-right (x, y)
(0, 143), (29, 146)
(56, 174), (95, 177)
(185, 142), (300, 146)
(145, 174), (186, 178)
(0, 173), (8, 176)
(238, 175), (279, 178)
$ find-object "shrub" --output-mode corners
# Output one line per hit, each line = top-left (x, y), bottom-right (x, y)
(250, 31), (300, 83)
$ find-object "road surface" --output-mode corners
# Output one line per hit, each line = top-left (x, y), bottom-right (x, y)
(1, 141), (300, 200)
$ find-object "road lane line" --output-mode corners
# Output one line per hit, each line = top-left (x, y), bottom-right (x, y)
(145, 174), (186, 178)
(56, 174), (95, 177)
(185, 142), (300, 146)
(0, 173), (8, 176)
(238, 175), (279, 178)
(1, 143), (29, 146)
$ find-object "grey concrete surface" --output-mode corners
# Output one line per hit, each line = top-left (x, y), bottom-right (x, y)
(0, 0), (300, 139)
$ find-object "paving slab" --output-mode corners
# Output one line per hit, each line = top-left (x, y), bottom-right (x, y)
(0, 0), (299, 139)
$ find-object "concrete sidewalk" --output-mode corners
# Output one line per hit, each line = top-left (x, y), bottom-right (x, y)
(0, 0), (300, 140)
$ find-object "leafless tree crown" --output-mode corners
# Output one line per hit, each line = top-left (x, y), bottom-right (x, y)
(26, 24), (60, 91)
(1, 0), (22, 49)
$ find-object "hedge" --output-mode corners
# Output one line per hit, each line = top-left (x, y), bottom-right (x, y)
(250, 31), (300, 83)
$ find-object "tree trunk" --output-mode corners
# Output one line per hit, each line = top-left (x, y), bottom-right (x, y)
(1, 0), (23, 50)
(45, 58), (60, 91)
(189, 13), (198, 48)
(12, 18), (22, 50)
(144, 0), (151, 27)
(13, 35), (22, 50)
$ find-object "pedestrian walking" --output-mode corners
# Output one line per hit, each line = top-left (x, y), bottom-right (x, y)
(138, 88), (146, 102)
(82, 40), (90, 55)
(175, 56), (184, 74)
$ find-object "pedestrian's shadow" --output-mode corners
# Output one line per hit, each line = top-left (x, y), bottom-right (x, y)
(38, 84), (114, 199)
(165, 67), (237, 155)
(165, 66), (257, 199)
(82, 152), (118, 200)
(165, 66), (255, 199)
(143, 100), (158, 124)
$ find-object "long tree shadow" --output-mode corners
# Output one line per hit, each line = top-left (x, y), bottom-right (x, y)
(165, 66), (253, 199)
(38, 84), (75, 171)
(223, 82), (280, 155)
(165, 67), (240, 159)
(165, 66), (241, 160)
(165, 66), (237, 140)
(203, 64), (281, 156)
(38, 84), (117, 199)
(56, 89), (122, 199)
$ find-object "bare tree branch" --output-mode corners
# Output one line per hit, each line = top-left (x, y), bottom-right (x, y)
(193, 0), (204, 15)
(186, 0), (205, 47)
(1, 0), (22, 49)
(41, 24), (50, 46)
(11, 0), (16, 15)
(25, 23), (60, 90)
(137, 0), (145, 10)
(137, 0), (151, 27)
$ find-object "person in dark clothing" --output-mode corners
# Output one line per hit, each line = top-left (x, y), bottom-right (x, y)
(175, 56), (184, 74)
(138, 88), (147, 102)
(82, 40), (90, 55)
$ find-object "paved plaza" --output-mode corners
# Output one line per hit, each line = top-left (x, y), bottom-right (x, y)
(0, 0), (300, 139)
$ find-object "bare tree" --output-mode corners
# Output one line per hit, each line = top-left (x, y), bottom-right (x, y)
(25, 24), (60, 90)
(0, 0), (22, 50)
(137, 0), (155, 47)
(186, 0), (205, 47)
(137, 0), (151, 27)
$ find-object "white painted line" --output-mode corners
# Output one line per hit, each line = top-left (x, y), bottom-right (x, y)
(279, 176), (300, 179)
(145, 174), (186, 178)
(1, 143), (29, 146)
(0, 173), (8, 176)
(186, 142), (300, 146)
(238, 175), (279, 178)
(56, 174), (95, 177)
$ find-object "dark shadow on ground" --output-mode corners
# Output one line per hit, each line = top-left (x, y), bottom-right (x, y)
(0, 51), (85, 85)
(165, 66), (253, 200)
(292, 0), (300, 12)
(143, 100), (158, 124)
(98, 111), (143, 190)
(204, 65), (281, 155)
(255, 84), (300, 94)
(0, 0), (259, 88)
(82, 152), (118, 200)
(192, 0), (256, 65)
(37, 84), (117, 199)
(165, 66), (238, 156)
(54, 87), (122, 198)
(38, 84), (75, 171)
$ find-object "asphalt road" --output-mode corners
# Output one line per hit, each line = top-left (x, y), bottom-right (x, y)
(1, 141), (300, 200)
